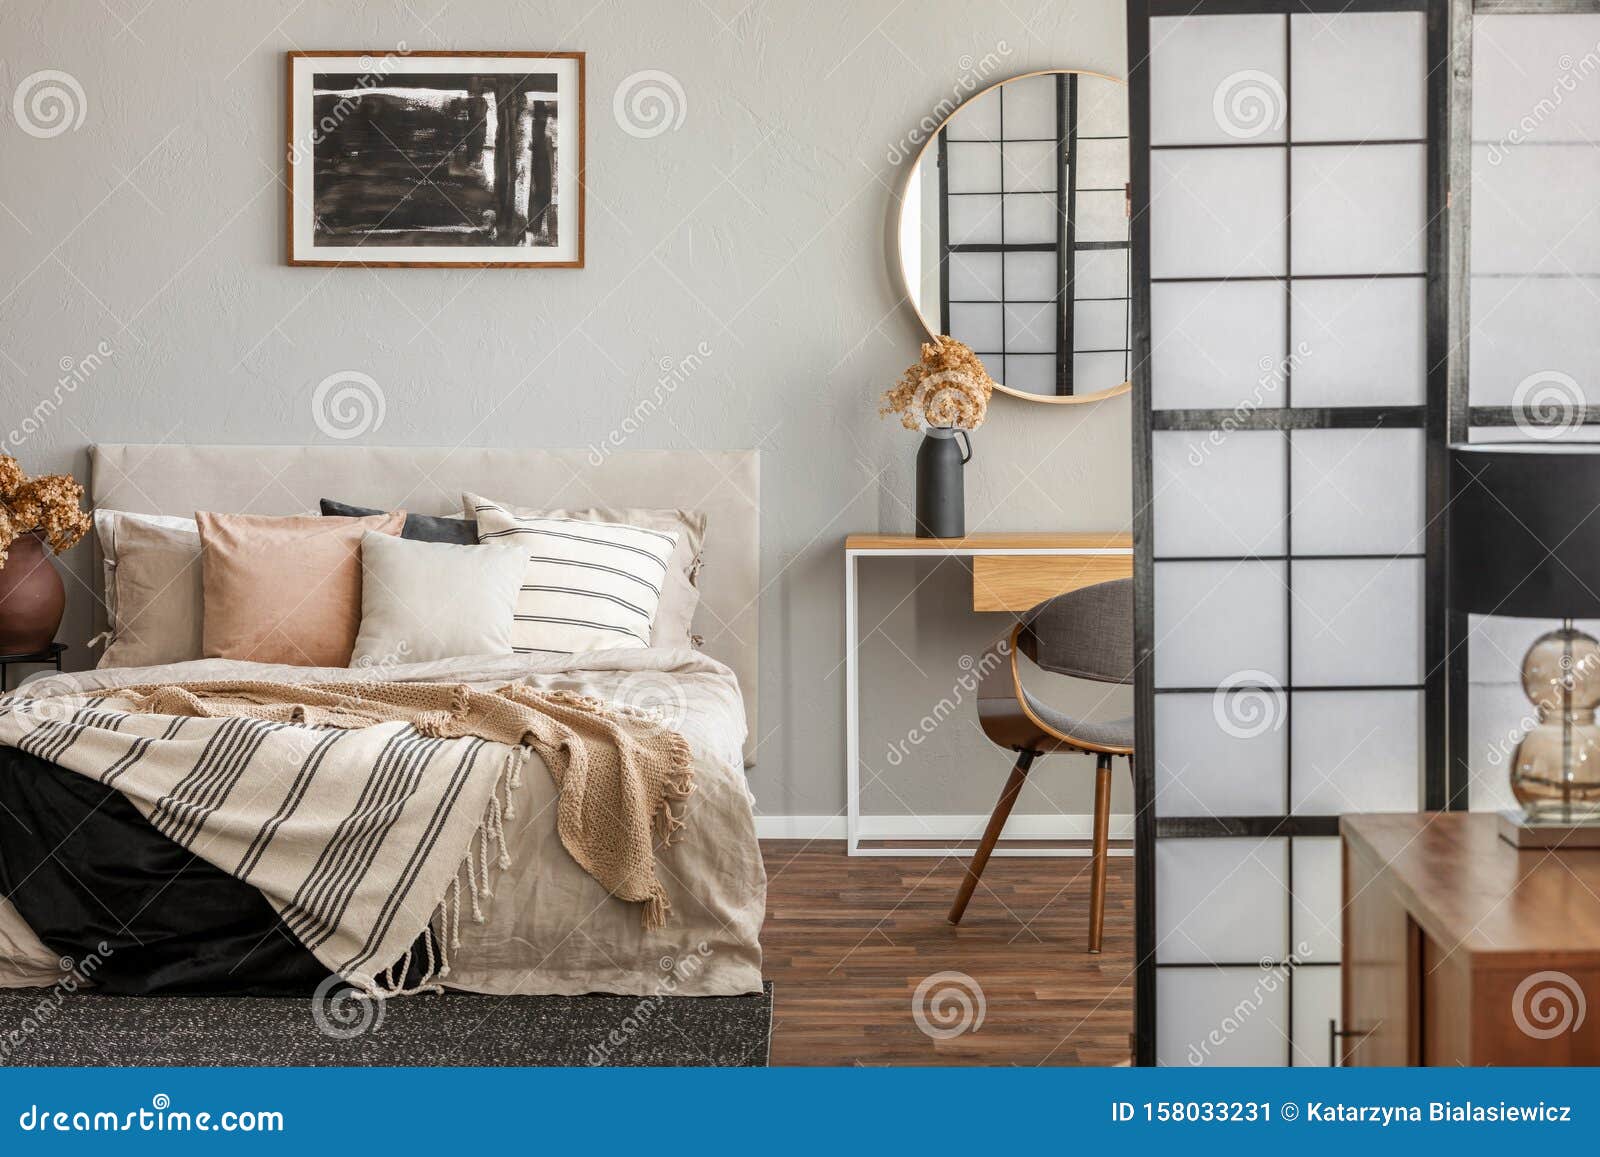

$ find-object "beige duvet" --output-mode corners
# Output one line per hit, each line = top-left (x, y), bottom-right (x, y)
(0, 649), (765, 997)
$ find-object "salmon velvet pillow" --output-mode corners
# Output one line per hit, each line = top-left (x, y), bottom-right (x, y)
(196, 511), (405, 667)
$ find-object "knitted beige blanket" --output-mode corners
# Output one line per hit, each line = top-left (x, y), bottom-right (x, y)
(121, 679), (695, 932)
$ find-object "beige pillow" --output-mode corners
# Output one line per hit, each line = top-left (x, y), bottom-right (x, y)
(94, 510), (204, 669)
(197, 511), (405, 668)
(461, 493), (705, 648)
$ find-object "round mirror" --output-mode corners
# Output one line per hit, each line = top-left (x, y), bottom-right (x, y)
(897, 70), (1130, 405)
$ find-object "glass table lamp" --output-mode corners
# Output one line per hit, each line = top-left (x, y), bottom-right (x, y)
(1451, 444), (1600, 833)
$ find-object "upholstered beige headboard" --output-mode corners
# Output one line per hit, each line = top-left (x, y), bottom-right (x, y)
(89, 444), (760, 764)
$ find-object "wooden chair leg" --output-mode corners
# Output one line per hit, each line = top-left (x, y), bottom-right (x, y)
(1087, 753), (1113, 953)
(948, 749), (1036, 925)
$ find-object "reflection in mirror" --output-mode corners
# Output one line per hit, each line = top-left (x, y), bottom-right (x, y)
(898, 71), (1131, 404)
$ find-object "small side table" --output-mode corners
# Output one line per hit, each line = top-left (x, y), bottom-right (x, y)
(0, 643), (66, 692)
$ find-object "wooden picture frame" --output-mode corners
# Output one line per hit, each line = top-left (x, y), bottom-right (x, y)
(286, 50), (585, 267)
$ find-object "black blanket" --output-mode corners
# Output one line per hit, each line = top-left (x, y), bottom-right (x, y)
(0, 743), (332, 994)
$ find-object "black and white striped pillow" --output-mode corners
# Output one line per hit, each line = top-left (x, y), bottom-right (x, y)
(472, 498), (680, 655)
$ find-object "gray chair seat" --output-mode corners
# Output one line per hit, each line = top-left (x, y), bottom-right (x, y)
(1020, 687), (1135, 751)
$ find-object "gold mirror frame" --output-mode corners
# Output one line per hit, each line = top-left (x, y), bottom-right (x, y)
(896, 69), (1131, 407)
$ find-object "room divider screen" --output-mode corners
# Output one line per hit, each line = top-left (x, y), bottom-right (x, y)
(1128, 0), (1449, 1066)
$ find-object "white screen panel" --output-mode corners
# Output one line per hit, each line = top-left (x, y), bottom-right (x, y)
(1155, 693), (1287, 817)
(1076, 137), (1128, 190)
(1468, 278), (1600, 408)
(1472, 15), (1600, 143)
(1150, 281), (1287, 410)
(1289, 428), (1425, 556)
(946, 303), (1002, 352)
(1291, 691), (1422, 814)
(1001, 140), (1055, 193)
(1466, 680), (1526, 815)
(1290, 837), (1341, 964)
(1151, 148), (1287, 278)
(1004, 303), (1054, 354)
(1290, 278), (1426, 407)
(1154, 430), (1286, 558)
(1155, 561), (1288, 688)
(1157, 838), (1287, 964)
(1289, 12), (1426, 143)
(1074, 190), (1129, 244)
(1001, 193), (1056, 245)
(1150, 14), (1287, 147)
(947, 252), (1002, 302)
(1157, 968), (1290, 1067)
(1003, 252), (1056, 302)
(1000, 74), (1056, 139)
(1289, 965), (1341, 1067)
(1075, 300), (1127, 352)
(1471, 144), (1600, 276)
(1076, 249), (1127, 299)
(947, 194), (1001, 245)
(1078, 74), (1129, 138)
(946, 142), (1001, 194)
(1291, 558), (1424, 686)
(1001, 355), (1054, 395)
(1290, 144), (1426, 275)
(1073, 352), (1127, 390)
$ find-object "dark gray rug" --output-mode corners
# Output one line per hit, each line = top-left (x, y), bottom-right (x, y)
(0, 984), (772, 1067)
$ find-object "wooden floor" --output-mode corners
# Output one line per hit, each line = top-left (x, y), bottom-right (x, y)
(759, 840), (1135, 1066)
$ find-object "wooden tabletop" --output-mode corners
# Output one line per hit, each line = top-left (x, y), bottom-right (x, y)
(845, 532), (1132, 551)
(1343, 812), (1600, 966)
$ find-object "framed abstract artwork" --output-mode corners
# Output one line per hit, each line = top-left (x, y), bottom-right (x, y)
(286, 51), (584, 267)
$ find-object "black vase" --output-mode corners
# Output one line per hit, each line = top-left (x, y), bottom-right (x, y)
(915, 426), (972, 538)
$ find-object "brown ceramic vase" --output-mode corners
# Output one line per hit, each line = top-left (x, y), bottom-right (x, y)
(0, 531), (65, 654)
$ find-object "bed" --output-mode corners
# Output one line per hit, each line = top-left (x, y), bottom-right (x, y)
(0, 445), (765, 999)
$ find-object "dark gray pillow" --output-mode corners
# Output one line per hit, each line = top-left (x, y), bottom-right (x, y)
(319, 498), (478, 545)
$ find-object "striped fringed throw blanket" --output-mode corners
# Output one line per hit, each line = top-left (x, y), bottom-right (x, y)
(0, 680), (694, 996)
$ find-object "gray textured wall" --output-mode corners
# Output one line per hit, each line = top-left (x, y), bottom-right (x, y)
(0, 0), (1132, 819)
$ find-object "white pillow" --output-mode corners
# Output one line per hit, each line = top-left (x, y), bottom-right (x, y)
(471, 501), (680, 655)
(350, 532), (530, 667)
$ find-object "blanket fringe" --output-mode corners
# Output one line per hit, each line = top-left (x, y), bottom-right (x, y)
(366, 745), (523, 996)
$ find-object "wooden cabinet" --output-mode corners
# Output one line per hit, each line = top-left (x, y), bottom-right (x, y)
(1342, 814), (1600, 1066)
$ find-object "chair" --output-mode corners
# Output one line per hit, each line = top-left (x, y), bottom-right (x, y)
(947, 578), (1133, 952)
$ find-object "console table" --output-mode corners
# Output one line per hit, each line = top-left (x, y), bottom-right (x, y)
(843, 532), (1132, 856)
(1341, 812), (1600, 1065)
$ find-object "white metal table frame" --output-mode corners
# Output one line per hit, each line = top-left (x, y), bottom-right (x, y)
(844, 539), (1134, 857)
